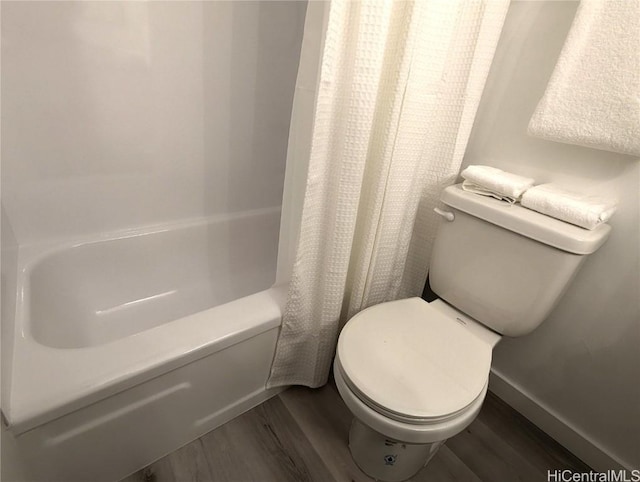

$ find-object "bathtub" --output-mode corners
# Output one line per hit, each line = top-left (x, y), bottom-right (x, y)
(3, 207), (286, 481)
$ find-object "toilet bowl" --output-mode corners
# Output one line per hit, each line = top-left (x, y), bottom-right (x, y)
(334, 297), (499, 481)
(333, 184), (611, 481)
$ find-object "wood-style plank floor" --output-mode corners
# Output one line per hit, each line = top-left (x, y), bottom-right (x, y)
(122, 382), (590, 482)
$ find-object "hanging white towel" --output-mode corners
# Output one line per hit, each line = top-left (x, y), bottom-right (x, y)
(461, 165), (535, 203)
(528, 0), (640, 157)
(521, 184), (618, 230)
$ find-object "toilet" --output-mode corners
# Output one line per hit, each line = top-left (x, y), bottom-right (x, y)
(334, 183), (611, 482)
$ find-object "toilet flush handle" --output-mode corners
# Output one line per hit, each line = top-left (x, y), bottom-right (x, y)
(434, 207), (455, 222)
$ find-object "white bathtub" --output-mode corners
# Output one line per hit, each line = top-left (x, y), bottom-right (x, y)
(3, 207), (286, 481)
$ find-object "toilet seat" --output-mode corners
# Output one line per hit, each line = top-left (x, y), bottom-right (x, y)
(336, 298), (493, 426)
(335, 355), (486, 426)
(334, 356), (488, 444)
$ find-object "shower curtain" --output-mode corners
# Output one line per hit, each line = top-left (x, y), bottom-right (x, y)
(268, 0), (509, 388)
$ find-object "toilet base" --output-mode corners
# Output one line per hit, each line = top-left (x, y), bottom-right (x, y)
(348, 418), (444, 482)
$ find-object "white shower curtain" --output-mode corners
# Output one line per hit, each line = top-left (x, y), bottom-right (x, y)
(268, 0), (508, 388)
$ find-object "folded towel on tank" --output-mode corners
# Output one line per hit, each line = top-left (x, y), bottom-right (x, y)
(521, 183), (617, 230)
(461, 165), (535, 204)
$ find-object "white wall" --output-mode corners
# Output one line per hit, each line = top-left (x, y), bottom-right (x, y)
(463, 1), (640, 471)
(1, 1), (306, 245)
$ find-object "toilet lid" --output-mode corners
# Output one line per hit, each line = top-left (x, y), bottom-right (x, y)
(337, 298), (492, 422)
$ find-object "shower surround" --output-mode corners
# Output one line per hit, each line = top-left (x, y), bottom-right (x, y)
(1, 2), (306, 480)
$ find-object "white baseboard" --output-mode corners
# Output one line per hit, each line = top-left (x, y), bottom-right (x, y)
(489, 368), (632, 472)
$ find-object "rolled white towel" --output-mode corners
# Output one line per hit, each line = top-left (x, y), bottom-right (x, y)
(521, 184), (617, 230)
(461, 165), (535, 204)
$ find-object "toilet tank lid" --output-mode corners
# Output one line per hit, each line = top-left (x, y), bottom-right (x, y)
(441, 184), (611, 255)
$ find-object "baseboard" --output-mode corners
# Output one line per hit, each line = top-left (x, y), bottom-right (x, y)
(489, 368), (632, 472)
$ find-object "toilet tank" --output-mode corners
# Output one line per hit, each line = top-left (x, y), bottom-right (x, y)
(429, 184), (611, 336)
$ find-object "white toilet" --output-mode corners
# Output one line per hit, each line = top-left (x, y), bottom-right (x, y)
(334, 183), (611, 482)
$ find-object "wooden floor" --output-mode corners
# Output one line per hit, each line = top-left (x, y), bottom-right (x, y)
(122, 382), (590, 482)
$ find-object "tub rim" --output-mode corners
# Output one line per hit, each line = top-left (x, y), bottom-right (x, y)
(5, 285), (285, 435)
